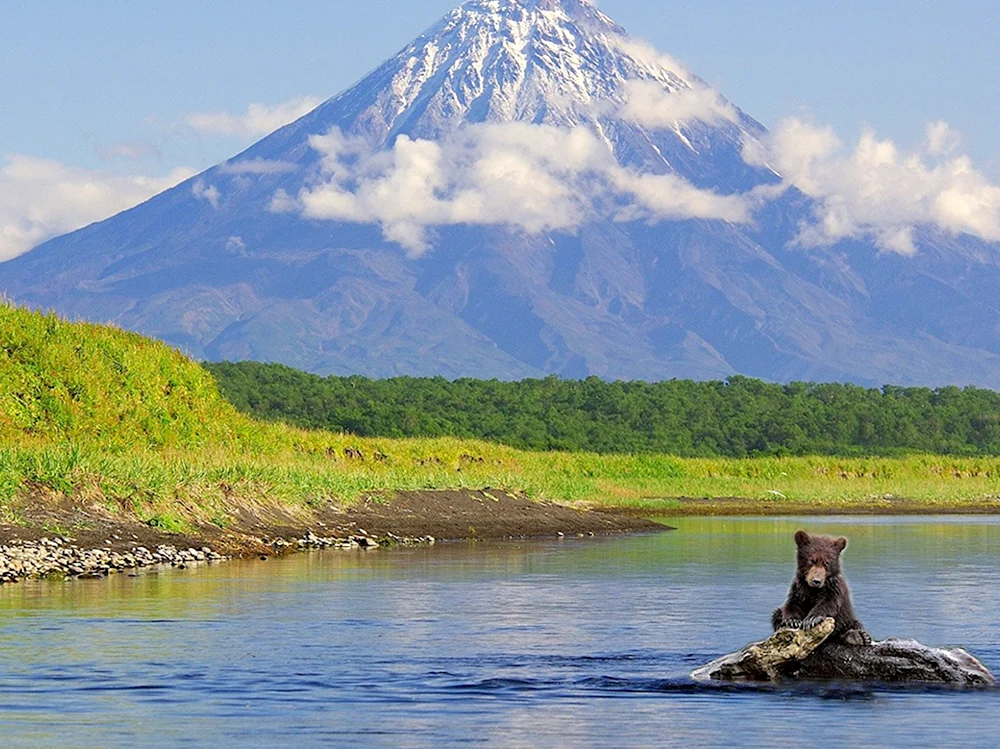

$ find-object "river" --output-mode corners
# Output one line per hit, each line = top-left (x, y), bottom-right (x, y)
(1, 516), (998, 747)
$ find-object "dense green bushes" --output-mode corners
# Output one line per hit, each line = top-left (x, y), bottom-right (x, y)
(204, 362), (1000, 457)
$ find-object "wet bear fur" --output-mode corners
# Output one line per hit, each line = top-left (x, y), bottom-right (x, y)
(771, 530), (871, 646)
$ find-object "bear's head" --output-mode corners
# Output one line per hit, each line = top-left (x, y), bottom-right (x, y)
(794, 529), (847, 589)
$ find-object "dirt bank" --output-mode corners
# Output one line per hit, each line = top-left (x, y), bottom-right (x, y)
(335, 489), (666, 539)
(0, 488), (666, 560)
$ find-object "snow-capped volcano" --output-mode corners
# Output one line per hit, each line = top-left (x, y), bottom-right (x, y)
(2, 0), (1000, 387)
(253, 0), (764, 193)
(330, 0), (710, 138)
(353, 0), (640, 134)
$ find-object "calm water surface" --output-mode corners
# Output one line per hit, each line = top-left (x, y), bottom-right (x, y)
(1, 516), (999, 747)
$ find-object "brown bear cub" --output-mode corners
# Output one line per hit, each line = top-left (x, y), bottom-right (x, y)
(771, 529), (871, 646)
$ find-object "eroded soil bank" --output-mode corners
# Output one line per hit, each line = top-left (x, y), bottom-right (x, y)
(0, 489), (666, 564)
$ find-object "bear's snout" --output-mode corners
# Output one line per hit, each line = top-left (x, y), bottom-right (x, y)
(806, 565), (827, 588)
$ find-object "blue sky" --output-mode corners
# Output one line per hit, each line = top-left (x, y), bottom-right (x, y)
(3, 0), (999, 258)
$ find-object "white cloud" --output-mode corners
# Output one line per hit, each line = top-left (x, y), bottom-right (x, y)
(292, 123), (751, 255)
(98, 140), (161, 163)
(185, 96), (322, 138)
(608, 37), (738, 128)
(296, 125), (597, 254)
(748, 117), (1000, 254)
(610, 37), (694, 86)
(925, 121), (961, 156)
(219, 158), (298, 175)
(0, 155), (194, 261)
(612, 170), (752, 224)
(268, 188), (298, 214)
(294, 113), (1000, 258)
(192, 179), (220, 209)
(619, 79), (738, 129)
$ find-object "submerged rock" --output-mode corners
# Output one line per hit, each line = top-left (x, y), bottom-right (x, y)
(793, 638), (996, 685)
(693, 619), (996, 686)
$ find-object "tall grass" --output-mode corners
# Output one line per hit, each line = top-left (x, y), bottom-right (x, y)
(2, 440), (999, 523)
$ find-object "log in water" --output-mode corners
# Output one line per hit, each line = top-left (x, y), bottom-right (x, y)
(692, 618), (996, 686)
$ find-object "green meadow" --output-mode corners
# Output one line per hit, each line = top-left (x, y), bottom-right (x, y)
(1, 303), (998, 530)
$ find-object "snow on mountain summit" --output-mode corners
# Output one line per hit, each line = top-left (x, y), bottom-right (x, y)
(298, 0), (759, 165)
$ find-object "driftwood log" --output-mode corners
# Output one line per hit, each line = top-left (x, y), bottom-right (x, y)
(692, 618), (996, 686)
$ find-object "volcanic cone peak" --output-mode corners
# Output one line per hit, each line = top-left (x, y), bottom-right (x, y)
(453, 0), (623, 32)
(308, 0), (745, 152)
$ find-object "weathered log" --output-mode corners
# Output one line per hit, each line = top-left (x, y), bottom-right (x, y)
(692, 619), (996, 686)
(691, 617), (836, 682)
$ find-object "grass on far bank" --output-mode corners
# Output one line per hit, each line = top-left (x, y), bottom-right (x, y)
(1, 302), (999, 528)
(4, 439), (1000, 528)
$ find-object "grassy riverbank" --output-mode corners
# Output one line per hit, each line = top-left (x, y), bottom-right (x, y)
(4, 443), (999, 525)
(2, 304), (999, 535)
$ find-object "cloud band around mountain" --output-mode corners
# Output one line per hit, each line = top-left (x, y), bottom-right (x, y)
(285, 120), (753, 256)
(5, 88), (1000, 263)
(286, 108), (1000, 258)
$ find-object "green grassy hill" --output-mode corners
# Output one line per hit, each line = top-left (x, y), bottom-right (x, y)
(1, 304), (252, 451)
(1, 303), (998, 529)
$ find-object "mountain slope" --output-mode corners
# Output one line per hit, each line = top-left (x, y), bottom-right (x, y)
(2, 0), (1000, 386)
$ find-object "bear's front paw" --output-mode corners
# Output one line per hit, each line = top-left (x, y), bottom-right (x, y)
(802, 616), (827, 630)
(842, 628), (872, 646)
(780, 618), (803, 630)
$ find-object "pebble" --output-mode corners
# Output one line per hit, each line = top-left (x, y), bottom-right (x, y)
(0, 538), (226, 585)
(276, 531), (436, 553)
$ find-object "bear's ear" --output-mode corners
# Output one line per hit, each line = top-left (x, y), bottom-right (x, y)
(834, 537), (848, 553)
(794, 529), (810, 547)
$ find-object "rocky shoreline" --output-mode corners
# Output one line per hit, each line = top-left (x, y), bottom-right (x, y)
(0, 531), (442, 585)
(0, 537), (226, 584)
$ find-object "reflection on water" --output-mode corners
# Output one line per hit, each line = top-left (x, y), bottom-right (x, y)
(0, 517), (998, 747)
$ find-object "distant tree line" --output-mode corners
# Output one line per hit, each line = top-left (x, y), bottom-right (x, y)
(204, 362), (1000, 457)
